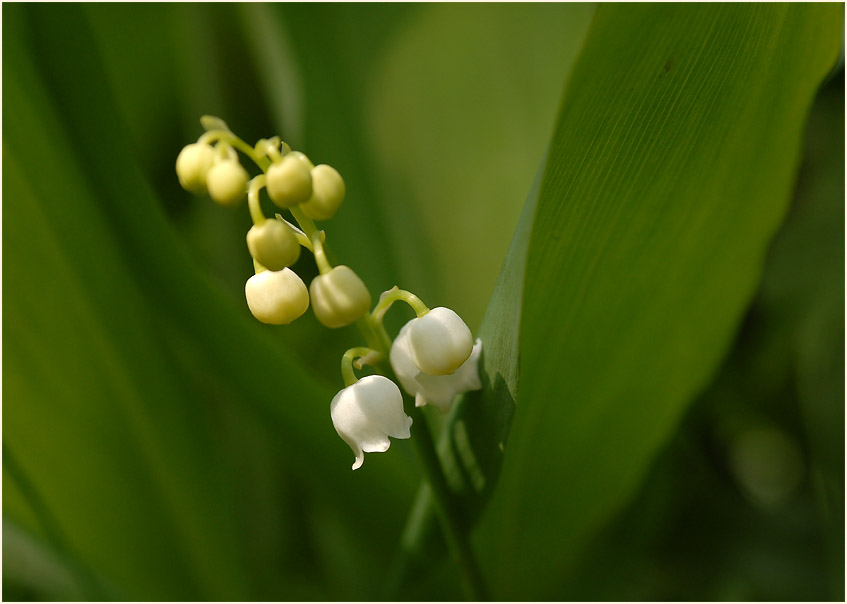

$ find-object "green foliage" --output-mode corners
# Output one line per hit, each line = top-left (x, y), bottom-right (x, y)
(474, 4), (843, 599)
(3, 3), (842, 601)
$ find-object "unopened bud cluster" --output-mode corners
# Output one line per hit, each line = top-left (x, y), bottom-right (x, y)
(177, 116), (482, 471)
(266, 153), (346, 221)
(177, 142), (248, 206)
(176, 117), (367, 329)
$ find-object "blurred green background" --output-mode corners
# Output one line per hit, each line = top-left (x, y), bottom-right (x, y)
(3, 3), (843, 601)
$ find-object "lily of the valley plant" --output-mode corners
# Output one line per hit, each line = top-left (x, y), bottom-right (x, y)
(176, 115), (487, 597)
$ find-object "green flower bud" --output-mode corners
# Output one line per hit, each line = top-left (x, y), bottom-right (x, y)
(246, 220), (301, 271)
(266, 152), (313, 208)
(245, 268), (309, 325)
(207, 159), (249, 207)
(176, 143), (215, 194)
(309, 265), (371, 328)
(299, 164), (346, 221)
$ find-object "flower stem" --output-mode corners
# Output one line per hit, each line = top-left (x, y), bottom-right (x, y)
(247, 175), (267, 225)
(199, 130), (270, 170)
(372, 287), (430, 322)
(310, 232), (333, 275)
(406, 405), (489, 601)
(341, 347), (379, 387)
(289, 205), (318, 239)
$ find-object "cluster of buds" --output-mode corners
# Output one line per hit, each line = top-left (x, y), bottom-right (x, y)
(176, 117), (369, 330)
(177, 116), (481, 470)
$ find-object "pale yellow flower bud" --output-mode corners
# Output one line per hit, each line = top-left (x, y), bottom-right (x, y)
(266, 153), (313, 208)
(176, 143), (215, 194)
(299, 164), (346, 221)
(246, 221), (301, 271)
(245, 268), (309, 325)
(309, 266), (371, 328)
(207, 159), (248, 207)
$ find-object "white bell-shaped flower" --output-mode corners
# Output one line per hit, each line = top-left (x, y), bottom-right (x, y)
(391, 320), (482, 413)
(330, 375), (412, 470)
(407, 307), (474, 375)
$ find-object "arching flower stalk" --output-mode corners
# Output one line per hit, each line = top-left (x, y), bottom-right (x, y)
(175, 114), (487, 598)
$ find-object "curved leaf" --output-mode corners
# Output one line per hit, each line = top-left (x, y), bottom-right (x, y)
(472, 4), (842, 598)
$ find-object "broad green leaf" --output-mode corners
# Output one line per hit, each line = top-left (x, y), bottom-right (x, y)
(463, 4), (842, 599)
(365, 3), (596, 330)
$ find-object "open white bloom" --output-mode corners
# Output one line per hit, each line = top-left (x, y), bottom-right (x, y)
(330, 375), (412, 470)
(407, 307), (474, 375)
(391, 319), (482, 413)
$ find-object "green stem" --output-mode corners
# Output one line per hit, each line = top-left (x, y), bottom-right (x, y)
(310, 232), (332, 275)
(247, 175), (267, 225)
(199, 130), (270, 170)
(372, 287), (430, 322)
(406, 406), (489, 601)
(289, 205), (333, 272)
(362, 312), (393, 352)
(355, 315), (385, 354)
(289, 205), (319, 239)
(265, 140), (283, 163)
(341, 347), (379, 387)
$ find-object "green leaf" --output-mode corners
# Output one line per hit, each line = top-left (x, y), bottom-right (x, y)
(469, 4), (842, 599)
